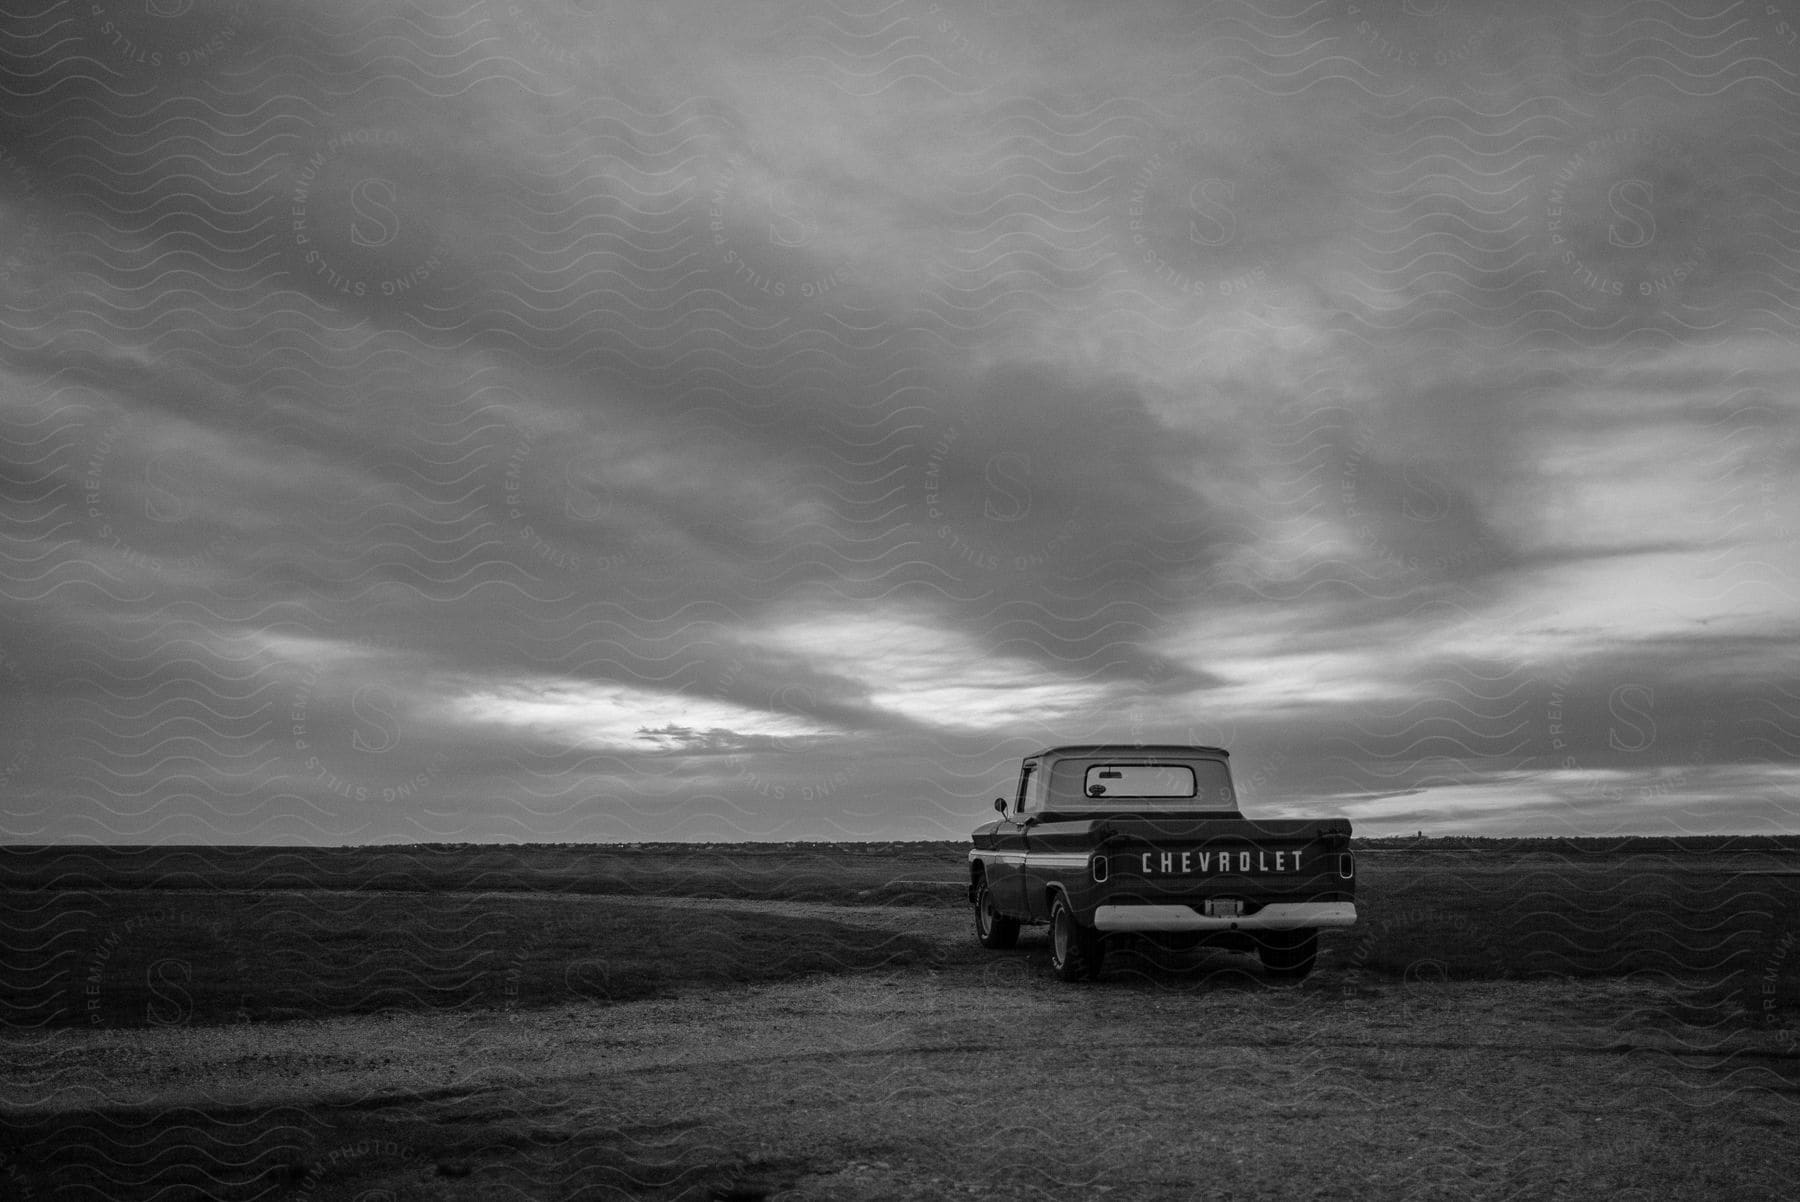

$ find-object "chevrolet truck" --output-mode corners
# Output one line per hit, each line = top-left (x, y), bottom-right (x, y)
(968, 744), (1356, 981)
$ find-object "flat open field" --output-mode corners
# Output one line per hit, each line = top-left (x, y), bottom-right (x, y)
(3, 844), (1799, 1199)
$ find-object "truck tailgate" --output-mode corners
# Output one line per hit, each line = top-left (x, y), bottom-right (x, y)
(1094, 817), (1355, 904)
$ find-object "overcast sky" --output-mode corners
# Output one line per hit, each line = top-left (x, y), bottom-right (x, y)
(2, 0), (1798, 843)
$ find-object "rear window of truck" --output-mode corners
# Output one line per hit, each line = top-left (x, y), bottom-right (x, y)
(1083, 763), (1231, 802)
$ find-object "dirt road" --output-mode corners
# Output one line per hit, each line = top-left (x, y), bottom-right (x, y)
(3, 898), (1796, 1200)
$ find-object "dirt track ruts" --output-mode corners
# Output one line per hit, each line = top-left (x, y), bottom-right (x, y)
(3, 897), (1796, 1200)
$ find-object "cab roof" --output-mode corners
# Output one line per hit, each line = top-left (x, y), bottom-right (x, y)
(1029, 744), (1230, 761)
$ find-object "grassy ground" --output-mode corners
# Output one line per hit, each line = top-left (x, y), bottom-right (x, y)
(5, 836), (1798, 895)
(3, 890), (952, 1030)
(3, 844), (1797, 1032)
(1346, 851), (1800, 978)
(3, 844), (1796, 1201)
(0, 842), (967, 904)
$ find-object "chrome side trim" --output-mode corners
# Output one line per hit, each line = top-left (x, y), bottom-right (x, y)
(968, 850), (1090, 869)
(1024, 853), (1092, 869)
(1091, 901), (1358, 932)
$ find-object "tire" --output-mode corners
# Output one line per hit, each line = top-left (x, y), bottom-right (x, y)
(1258, 929), (1318, 981)
(1048, 895), (1102, 981)
(973, 875), (1020, 950)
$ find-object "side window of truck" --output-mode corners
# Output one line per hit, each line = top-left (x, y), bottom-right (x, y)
(1014, 764), (1035, 815)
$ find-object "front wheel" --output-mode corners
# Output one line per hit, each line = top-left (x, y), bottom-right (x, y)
(1257, 929), (1318, 981)
(1048, 895), (1102, 981)
(973, 876), (1019, 950)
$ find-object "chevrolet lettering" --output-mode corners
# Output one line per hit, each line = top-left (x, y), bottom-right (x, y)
(1139, 850), (1303, 874)
(968, 745), (1357, 982)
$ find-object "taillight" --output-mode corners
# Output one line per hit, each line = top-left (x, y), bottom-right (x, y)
(1092, 854), (1109, 883)
(1338, 851), (1355, 879)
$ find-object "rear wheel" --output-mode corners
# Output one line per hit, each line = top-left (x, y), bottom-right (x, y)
(1048, 895), (1102, 981)
(1258, 929), (1318, 981)
(973, 875), (1019, 950)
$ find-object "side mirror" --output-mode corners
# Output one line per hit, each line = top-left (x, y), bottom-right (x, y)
(994, 797), (1007, 814)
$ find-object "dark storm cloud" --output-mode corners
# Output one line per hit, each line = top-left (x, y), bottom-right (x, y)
(1, 0), (1797, 840)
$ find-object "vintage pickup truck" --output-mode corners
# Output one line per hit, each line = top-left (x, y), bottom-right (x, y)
(968, 744), (1356, 981)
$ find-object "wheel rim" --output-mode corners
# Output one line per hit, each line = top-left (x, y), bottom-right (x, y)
(977, 889), (993, 937)
(1052, 908), (1069, 963)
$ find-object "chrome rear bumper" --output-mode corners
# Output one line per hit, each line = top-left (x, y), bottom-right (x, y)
(1091, 900), (1357, 932)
